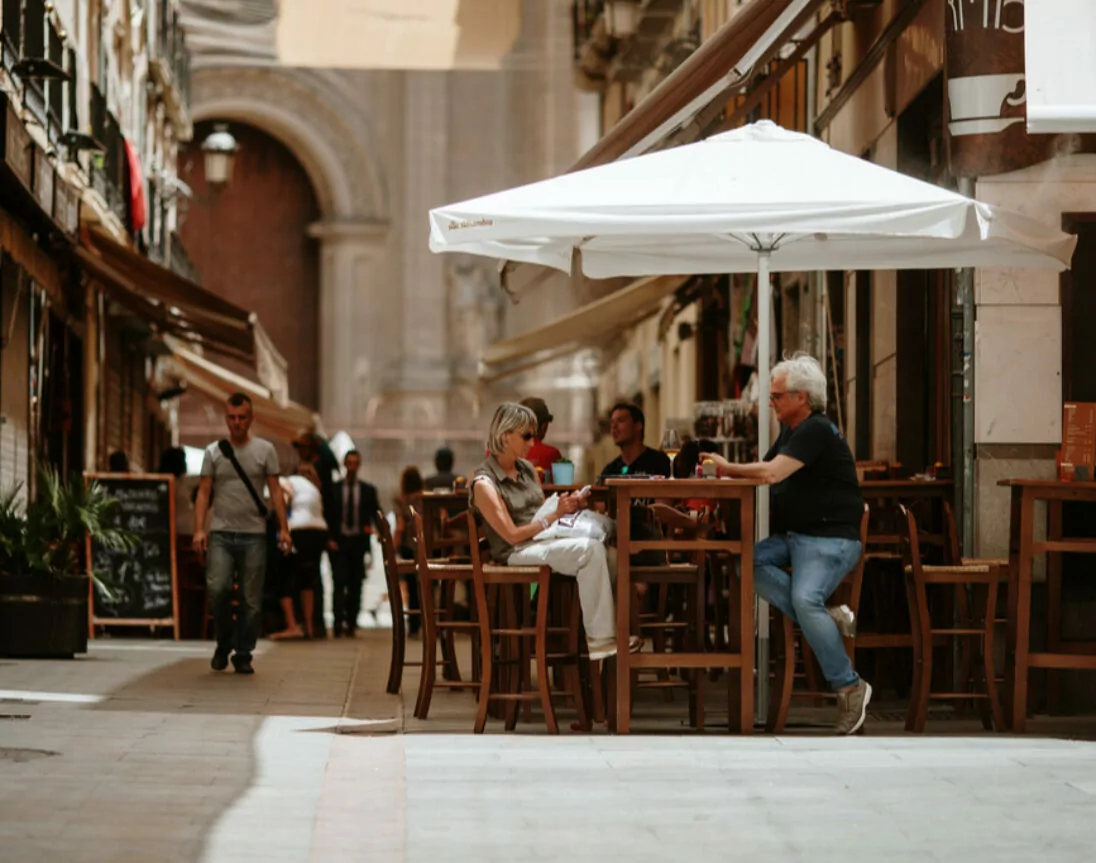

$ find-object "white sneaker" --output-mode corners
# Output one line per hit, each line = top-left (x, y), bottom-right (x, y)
(827, 604), (856, 637)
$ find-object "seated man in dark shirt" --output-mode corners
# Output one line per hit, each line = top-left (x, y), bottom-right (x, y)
(708, 354), (869, 735)
(600, 402), (671, 564)
(600, 402), (671, 479)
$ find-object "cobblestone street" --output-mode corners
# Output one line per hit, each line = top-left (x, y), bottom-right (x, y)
(3, 635), (1096, 862)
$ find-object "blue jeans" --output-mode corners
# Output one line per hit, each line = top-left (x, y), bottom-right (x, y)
(207, 531), (267, 659)
(755, 533), (862, 691)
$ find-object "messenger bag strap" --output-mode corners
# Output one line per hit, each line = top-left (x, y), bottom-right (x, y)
(217, 439), (268, 518)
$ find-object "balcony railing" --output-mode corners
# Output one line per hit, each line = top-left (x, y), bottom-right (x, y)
(89, 84), (127, 225)
(155, 1), (191, 112)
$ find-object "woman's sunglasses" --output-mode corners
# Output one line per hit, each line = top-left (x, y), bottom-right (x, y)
(520, 432), (534, 441)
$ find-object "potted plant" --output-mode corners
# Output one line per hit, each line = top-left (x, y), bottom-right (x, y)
(0, 465), (136, 658)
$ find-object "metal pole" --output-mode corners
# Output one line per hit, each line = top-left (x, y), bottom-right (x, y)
(756, 252), (773, 722)
(958, 176), (975, 558)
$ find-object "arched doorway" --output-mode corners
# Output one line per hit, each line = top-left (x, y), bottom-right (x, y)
(179, 121), (321, 412)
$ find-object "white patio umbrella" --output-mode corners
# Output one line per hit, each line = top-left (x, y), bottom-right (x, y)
(429, 120), (1076, 714)
(430, 120), (1075, 478)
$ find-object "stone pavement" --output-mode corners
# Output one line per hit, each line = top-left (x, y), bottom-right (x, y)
(2, 633), (1096, 862)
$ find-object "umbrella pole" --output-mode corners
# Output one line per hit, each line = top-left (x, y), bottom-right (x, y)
(756, 252), (773, 723)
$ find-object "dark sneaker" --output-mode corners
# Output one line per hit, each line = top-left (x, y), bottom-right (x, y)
(835, 679), (872, 735)
(231, 655), (255, 675)
(211, 648), (230, 672)
(827, 604), (857, 637)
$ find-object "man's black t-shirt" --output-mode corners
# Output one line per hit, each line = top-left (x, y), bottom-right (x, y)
(765, 412), (862, 541)
(600, 447), (672, 553)
(600, 447), (671, 479)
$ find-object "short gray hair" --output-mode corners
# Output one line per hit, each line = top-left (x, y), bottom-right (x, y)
(771, 352), (827, 412)
(486, 402), (537, 456)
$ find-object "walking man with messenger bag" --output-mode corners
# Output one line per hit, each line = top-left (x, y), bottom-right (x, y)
(193, 392), (291, 674)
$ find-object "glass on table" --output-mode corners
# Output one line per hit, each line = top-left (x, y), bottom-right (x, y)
(660, 428), (682, 478)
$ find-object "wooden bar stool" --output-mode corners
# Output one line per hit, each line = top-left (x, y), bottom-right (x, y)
(466, 511), (589, 734)
(766, 505), (870, 733)
(899, 505), (1006, 732)
(410, 509), (481, 720)
(376, 512), (423, 696)
(629, 503), (710, 729)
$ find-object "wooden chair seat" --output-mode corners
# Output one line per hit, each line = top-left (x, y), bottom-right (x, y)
(962, 557), (1009, 569)
(483, 564), (546, 579)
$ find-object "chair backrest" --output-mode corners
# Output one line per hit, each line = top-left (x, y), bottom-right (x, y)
(409, 507), (433, 577)
(374, 509), (405, 620)
(464, 508), (494, 574)
(942, 500), (962, 566)
(841, 503), (872, 616)
(648, 502), (712, 565)
(896, 504), (924, 576)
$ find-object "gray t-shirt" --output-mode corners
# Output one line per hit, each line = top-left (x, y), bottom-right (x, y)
(200, 438), (280, 534)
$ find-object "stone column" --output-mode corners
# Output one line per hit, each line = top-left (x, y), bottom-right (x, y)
(397, 72), (452, 422)
(309, 220), (390, 433)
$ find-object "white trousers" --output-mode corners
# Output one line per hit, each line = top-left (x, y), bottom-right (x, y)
(507, 537), (616, 641)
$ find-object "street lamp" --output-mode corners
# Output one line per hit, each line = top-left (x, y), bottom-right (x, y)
(606, 0), (640, 38)
(201, 124), (239, 189)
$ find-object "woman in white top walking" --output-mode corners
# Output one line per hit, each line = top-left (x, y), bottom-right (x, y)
(272, 462), (329, 639)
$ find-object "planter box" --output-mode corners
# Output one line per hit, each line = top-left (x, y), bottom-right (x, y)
(0, 573), (89, 658)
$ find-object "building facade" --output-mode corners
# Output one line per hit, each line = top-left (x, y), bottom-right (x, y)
(176, 0), (585, 501)
(0, 0), (194, 497)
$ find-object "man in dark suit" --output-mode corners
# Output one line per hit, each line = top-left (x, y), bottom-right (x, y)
(326, 449), (380, 637)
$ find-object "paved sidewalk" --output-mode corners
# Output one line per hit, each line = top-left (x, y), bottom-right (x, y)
(3, 634), (1096, 862)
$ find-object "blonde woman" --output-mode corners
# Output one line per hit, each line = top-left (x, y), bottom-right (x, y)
(271, 462), (327, 639)
(470, 402), (639, 661)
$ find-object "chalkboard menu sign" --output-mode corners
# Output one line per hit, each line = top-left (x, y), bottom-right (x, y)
(86, 473), (179, 638)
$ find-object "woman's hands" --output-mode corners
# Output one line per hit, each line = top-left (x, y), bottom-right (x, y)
(554, 492), (584, 518)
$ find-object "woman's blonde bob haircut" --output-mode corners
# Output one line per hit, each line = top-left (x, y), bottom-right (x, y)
(486, 402), (538, 456)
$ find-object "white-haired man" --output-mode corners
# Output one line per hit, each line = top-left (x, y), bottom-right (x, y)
(707, 353), (869, 734)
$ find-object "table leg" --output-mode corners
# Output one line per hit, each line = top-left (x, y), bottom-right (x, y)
(1011, 489), (1035, 732)
(614, 490), (632, 734)
(1046, 499), (1063, 715)
(737, 494), (755, 734)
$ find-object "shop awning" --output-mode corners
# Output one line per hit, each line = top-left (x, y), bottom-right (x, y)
(76, 226), (290, 402)
(162, 337), (315, 445)
(1025, 0), (1096, 133)
(480, 275), (688, 382)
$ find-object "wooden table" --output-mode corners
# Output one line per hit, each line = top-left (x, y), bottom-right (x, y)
(859, 478), (953, 546)
(609, 477), (759, 734)
(1000, 478), (1096, 731)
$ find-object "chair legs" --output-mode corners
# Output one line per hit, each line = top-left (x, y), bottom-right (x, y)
(906, 572), (1005, 733)
(766, 614), (796, 733)
(472, 575), (587, 735)
(386, 584), (407, 696)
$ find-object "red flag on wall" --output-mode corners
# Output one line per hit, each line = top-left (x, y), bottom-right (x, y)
(123, 138), (147, 233)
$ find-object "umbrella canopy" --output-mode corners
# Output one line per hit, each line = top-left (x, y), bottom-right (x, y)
(430, 120), (1077, 547)
(429, 120), (1076, 275)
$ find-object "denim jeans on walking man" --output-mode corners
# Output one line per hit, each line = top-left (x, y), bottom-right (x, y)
(207, 531), (267, 660)
(754, 532), (862, 691)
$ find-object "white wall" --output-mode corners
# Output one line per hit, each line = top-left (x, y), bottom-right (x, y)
(973, 154), (1096, 558)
